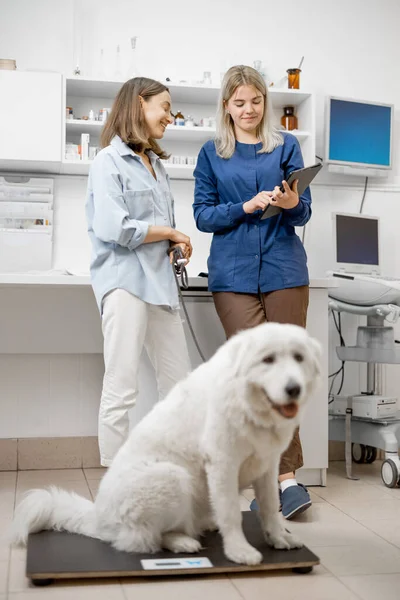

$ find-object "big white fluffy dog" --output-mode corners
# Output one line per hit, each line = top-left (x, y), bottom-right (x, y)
(11, 322), (321, 566)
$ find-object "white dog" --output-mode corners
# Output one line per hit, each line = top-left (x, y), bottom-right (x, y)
(11, 322), (321, 566)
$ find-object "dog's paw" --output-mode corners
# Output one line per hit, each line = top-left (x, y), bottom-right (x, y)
(265, 527), (303, 550)
(174, 537), (202, 554)
(162, 533), (202, 554)
(224, 542), (263, 565)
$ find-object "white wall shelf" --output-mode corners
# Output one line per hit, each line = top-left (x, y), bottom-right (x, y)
(63, 78), (315, 174)
(66, 77), (221, 104)
(164, 127), (311, 143)
(66, 119), (104, 133)
(0, 73), (315, 175)
(269, 89), (313, 108)
(164, 125), (215, 142)
(61, 159), (196, 178)
(163, 164), (195, 179)
(65, 120), (216, 143)
(66, 77), (123, 98)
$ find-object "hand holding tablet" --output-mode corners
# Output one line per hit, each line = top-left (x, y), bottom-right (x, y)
(261, 163), (322, 220)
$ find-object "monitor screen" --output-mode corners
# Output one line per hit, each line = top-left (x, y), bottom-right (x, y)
(336, 214), (379, 266)
(327, 98), (392, 169)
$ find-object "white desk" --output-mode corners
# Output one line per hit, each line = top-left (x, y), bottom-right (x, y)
(0, 274), (332, 485)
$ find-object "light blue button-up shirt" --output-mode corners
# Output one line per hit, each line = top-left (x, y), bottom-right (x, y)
(86, 135), (179, 313)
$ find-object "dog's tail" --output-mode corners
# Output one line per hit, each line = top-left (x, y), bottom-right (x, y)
(10, 486), (98, 546)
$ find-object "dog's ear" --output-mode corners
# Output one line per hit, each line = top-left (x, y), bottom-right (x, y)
(225, 329), (252, 375)
(308, 336), (322, 377)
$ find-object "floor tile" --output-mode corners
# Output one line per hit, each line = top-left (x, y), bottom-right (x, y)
(359, 518), (400, 549)
(83, 468), (107, 481)
(340, 573), (400, 600)
(8, 553), (32, 592)
(313, 475), (393, 503)
(230, 572), (359, 600)
(122, 575), (242, 600)
(8, 556), (124, 595)
(86, 480), (100, 500)
(0, 560), (8, 595)
(317, 539), (400, 576)
(8, 581), (126, 598)
(0, 471), (17, 490)
(334, 499), (400, 523)
(10, 546), (26, 563)
(374, 485), (400, 500)
(0, 491), (15, 517)
(0, 535), (10, 562)
(16, 470), (85, 485)
(239, 494), (251, 511)
(284, 504), (381, 548)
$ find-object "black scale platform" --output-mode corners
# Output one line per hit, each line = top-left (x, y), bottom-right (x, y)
(26, 511), (319, 585)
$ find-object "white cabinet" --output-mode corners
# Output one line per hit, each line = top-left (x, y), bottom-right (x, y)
(0, 71), (62, 169)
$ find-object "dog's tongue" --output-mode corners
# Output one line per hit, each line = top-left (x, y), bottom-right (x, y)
(278, 403), (299, 419)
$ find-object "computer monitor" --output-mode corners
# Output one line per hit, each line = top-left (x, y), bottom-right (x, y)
(333, 213), (380, 274)
(325, 96), (393, 177)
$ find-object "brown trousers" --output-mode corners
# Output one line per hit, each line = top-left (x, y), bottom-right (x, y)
(212, 286), (309, 475)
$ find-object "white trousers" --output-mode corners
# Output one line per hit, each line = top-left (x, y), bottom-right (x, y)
(99, 288), (191, 466)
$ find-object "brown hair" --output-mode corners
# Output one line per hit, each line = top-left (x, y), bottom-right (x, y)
(101, 77), (170, 158)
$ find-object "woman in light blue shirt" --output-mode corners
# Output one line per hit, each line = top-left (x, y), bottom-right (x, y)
(86, 77), (192, 467)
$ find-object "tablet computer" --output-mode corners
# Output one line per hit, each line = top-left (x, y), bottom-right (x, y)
(260, 162), (322, 220)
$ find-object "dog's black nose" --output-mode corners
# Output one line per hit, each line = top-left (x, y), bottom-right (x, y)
(285, 383), (301, 399)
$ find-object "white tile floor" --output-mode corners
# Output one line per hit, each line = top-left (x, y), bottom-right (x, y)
(1, 461), (400, 599)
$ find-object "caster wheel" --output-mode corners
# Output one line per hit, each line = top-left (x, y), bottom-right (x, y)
(31, 578), (54, 586)
(381, 459), (399, 488)
(352, 443), (367, 464)
(365, 446), (378, 464)
(292, 566), (313, 574)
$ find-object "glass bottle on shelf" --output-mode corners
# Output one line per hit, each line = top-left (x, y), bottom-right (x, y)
(253, 59), (266, 81)
(126, 36), (138, 79)
(114, 45), (122, 81)
(281, 106), (298, 131)
(202, 71), (212, 85)
(287, 68), (301, 89)
(174, 110), (185, 126)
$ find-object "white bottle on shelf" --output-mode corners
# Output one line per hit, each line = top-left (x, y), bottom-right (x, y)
(81, 133), (90, 161)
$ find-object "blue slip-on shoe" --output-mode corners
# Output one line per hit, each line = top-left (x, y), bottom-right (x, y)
(250, 484), (311, 520)
(250, 490), (282, 513)
(281, 483), (312, 520)
(250, 498), (259, 512)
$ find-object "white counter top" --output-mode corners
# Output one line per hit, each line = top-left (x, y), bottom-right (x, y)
(0, 273), (336, 289)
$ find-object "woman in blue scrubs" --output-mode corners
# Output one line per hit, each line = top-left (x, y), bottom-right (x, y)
(193, 65), (312, 520)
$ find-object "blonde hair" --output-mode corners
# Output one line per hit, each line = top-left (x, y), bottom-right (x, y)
(101, 77), (169, 159)
(215, 65), (283, 159)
